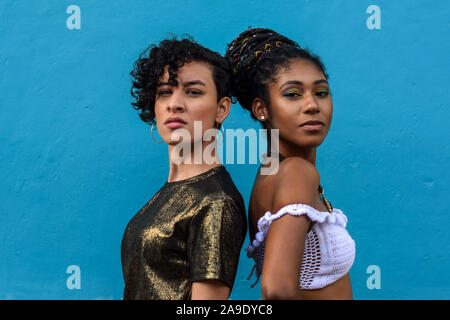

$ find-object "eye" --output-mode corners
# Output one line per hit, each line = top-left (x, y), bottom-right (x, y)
(283, 89), (302, 98)
(157, 89), (171, 97)
(315, 88), (329, 97)
(186, 89), (202, 96)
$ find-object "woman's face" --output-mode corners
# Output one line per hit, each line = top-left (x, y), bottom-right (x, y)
(262, 59), (333, 149)
(154, 61), (230, 145)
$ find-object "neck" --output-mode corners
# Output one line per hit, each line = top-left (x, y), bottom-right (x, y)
(167, 140), (222, 183)
(266, 130), (317, 166)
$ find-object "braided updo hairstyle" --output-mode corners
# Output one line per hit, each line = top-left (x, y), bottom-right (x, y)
(130, 35), (231, 126)
(225, 28), (328, 126)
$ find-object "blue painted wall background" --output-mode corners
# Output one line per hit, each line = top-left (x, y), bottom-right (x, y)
(0, 0), (449, 299)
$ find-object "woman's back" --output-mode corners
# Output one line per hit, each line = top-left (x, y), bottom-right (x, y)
(247, 156), (354, 299)
(248, 156), (327, 241)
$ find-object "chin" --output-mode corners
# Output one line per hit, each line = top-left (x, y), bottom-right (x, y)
(296, 136), (326, 148)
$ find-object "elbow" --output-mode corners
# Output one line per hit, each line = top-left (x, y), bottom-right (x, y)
(261, 281), (302, 300)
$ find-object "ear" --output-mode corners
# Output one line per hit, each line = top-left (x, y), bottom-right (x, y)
(215, 96), (232, 124)
(252, 98), (269, 122)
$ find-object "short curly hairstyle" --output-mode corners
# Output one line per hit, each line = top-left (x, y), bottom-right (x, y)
(225, 28), (328, 124)
(130, 35), (232, 126)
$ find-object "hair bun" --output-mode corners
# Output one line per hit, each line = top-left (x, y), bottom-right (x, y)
(225, 28), (299, 76)
(225, 28), (327, 121)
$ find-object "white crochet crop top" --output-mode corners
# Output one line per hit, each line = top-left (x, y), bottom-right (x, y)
(245, 203), (356, 290)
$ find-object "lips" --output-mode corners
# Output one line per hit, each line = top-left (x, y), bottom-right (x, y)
(300, 120), (324, 132)
(164, 117), (187, 129)
(300, 120), (324, 127)
(164, 117), (187, 125)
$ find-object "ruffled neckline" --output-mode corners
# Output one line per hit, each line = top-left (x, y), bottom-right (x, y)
(245, 203), (348, 258)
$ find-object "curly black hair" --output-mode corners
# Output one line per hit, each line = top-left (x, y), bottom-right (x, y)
(130, 35), (232, 126)
(225, 28), (329, 124)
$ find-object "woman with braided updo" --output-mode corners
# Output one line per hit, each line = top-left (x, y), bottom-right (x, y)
(225, 28), (356, 300)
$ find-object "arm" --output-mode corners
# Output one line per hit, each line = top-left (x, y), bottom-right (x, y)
(187, 197), (246, 300)
(261, 157), (320, 300)
(191, 280), (231, 300)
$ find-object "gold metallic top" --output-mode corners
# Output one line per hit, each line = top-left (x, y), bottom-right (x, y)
(121, 165), (247, 300)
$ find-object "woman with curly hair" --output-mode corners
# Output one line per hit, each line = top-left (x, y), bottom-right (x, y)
(225, 28), (356, 300)
(121, 36), (247, 300)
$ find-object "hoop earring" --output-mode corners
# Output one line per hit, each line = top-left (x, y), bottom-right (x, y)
(216, 123), (225, 146)
(151, 123), (164, 144)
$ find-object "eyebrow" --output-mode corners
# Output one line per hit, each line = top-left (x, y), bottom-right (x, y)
(280, 79), (329, 89)
(157, 80), (206, 87)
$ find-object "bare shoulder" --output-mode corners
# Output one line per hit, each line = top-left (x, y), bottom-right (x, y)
(270, 157), (320, 212)
(260, 157), (320, 296)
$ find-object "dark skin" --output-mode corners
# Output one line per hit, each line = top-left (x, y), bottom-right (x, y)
(249, 59), (353, 300)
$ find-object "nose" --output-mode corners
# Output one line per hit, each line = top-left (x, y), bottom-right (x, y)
(167, 90), (185, 113)
(302, 92), (319, 114)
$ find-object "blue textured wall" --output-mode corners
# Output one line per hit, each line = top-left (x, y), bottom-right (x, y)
(1, 0), (449, 299)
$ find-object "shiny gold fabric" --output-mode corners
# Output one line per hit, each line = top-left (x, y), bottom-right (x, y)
(121, 165), (247, 300)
